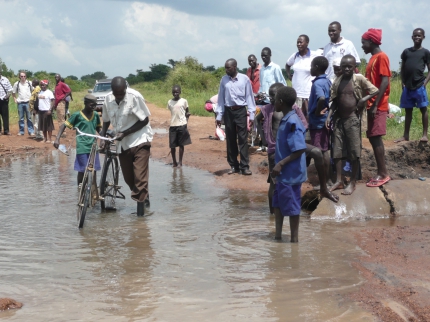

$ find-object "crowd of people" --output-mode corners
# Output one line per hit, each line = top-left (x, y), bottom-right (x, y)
(211, 22), (430, 241)
(1, 21), (429, 240)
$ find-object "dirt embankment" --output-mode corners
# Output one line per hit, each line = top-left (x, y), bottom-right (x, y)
(350, 226), (430, 321)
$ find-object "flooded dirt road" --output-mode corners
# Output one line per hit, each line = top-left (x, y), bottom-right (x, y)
(2, 150), (424, 321)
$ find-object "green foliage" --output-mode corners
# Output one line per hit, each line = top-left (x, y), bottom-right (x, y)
(0, 58), (14, 77)
(67, 75), (78, 80)
(81, 71), (108, 87)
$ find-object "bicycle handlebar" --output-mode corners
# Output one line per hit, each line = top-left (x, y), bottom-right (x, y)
(74, 127), (117, 142)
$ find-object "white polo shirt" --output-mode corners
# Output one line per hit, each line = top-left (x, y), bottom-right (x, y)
(102, 88), (153, 153)
(286, 49), (319, 98)
(323, 37), (361, 82)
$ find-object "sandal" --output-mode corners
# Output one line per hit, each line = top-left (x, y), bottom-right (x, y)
(366, 176), (391, 187)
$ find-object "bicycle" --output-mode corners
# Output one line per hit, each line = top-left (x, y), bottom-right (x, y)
(75, 128), (125, 228)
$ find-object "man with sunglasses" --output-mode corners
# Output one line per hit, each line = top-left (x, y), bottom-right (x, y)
(12, 71), (34, 136)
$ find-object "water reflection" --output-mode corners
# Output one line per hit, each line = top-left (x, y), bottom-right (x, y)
(0, 153), (411, 321)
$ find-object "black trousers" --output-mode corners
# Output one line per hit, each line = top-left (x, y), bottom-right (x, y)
(0, 99), (9, 134)
(224, 106), (249, 170)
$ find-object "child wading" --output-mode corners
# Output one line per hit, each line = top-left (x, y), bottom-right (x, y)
(54, 94), (101, 185)
(271, 87), (307, 242)
(395, 28), (430, 143)
(167, 85), (191, 167)
(327, 55), (379, 195)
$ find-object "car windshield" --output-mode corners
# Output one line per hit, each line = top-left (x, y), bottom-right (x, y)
(93, 83), (111, 92)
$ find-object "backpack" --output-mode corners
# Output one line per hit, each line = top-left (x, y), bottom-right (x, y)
(16, 80), (32, 93)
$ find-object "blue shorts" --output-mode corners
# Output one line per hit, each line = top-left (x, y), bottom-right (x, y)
(400, 86), (429, 108)
(74, 153), (101, 173)
(272, 182), (301, 216)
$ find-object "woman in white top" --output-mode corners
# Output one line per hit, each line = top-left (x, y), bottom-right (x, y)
(37, 80), (55, 143)
(285, 34), (319, 118)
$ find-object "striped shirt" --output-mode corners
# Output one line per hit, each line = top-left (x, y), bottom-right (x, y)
(0, 76), (12, 100)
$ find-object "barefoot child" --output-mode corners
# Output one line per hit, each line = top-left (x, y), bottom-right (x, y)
(271, 87), (307, 242)
(395, 28), (430, 143)
(53, 94), (101, 185)
(256, 83), (338, 214)
(309, 56), (332, 189)
(167, 85), (191, 167)
(327, 55), (379, 195)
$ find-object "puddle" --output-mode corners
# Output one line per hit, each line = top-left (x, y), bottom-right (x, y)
(3, 150), (426, 321)
(152, 128), (168, 134)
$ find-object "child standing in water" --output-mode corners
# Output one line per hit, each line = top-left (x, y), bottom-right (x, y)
(271, 86), (307, 242)
(167, 85), (191, 167)
(54, 94), (102, 185)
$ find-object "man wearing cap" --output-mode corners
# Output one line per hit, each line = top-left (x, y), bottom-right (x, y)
(54, 94), (102, 185)
(101, 76), (153, 217)
(54, 73), (71, 137)
(323, 21), (361, 82)
(0, 70), (13, 135)
(361, 28), (391, 187)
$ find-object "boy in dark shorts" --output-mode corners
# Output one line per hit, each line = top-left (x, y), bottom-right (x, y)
(54, 94), (101, 185)
(167, 85), (191, 167)
(257, 83), (338, 214)
(361, 28), (391, 187)
(395, 28), (430, 143)
(327, 55), (379, 195)
(271, 86), (307, 242)
(308, 56), (331, 189)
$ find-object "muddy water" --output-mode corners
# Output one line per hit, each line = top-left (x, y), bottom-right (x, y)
(0, 151), (380, 321)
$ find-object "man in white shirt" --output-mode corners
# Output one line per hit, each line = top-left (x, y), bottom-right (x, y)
(323, 21), (361, 82)
(259, 47), (287, 102)
(101, 77), (153, 216)
(12, 71), (35, 136)
(0, 71), (13, 135)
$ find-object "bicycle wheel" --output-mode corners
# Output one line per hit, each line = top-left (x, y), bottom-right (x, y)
(77, 173), (92, 228)
(100, 156), (119, 210)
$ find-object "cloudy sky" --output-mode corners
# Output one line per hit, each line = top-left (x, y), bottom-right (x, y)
(0, 0), (428, 79)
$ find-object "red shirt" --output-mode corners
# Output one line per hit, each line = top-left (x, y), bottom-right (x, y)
(365, 51), (391, 112)
(246, 64), (261, 94)
(54, 81), (71, 107)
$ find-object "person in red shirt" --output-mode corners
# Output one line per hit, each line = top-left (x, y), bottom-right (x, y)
(54, 74), (71, 137)
(361, 28), (391, 187)
(246, 55), (261, 94)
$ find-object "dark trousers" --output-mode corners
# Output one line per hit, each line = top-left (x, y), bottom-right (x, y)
(0, 99), (9, 134)
(224, 106), (249, 170)
(118, 143), (150, 202)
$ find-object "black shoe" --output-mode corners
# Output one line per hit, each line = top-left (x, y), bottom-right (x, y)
(137, 202), (144, 217)
(228, 167), (240, 175)
(241, 169), (252, 175)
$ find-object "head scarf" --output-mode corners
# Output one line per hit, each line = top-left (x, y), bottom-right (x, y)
(40, 79), (49, 85)
(362, 28), (382, 45)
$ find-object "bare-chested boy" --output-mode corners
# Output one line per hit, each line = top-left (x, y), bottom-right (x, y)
(326, 55), (379, 194)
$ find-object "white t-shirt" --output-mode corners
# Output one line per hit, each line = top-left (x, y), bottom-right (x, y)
(38, 90), (54, 111)
(323, 37), (360, 82)
(286, 50), (319, 98)
(167, 98), (189, 127)
(13, 81), (33, 102)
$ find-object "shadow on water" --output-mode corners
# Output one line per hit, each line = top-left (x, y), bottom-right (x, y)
(3, 150), (427, 321)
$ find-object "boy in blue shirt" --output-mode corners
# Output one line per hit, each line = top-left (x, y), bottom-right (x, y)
(308, 56), (331, 189)
(271, 86), (307, 242)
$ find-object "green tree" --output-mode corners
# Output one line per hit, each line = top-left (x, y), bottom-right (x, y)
(148, 64), (171, 81)
(66, 75), (78, 80)
(167, 59), (179, 68)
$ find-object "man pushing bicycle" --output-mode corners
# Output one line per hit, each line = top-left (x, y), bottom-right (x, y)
(100, 77), (153, 217)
